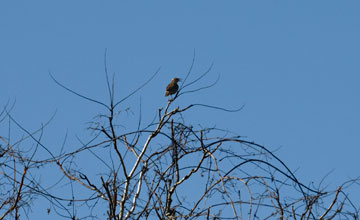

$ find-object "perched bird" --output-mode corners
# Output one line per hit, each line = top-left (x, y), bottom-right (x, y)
(165, 78), (180, 96)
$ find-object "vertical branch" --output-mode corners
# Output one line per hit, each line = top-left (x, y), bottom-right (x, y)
(125, 164), (147, 219)
(0, 166), (28, 220)
(319, 187), (341, 220)
(272, 190), (284, 220)
(170, 120), (180, 183)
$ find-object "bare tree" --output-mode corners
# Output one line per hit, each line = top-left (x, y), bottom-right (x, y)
(1, 53), (359, 220)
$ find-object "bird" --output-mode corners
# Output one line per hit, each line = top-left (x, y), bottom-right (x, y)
(165, 78), (180, 97)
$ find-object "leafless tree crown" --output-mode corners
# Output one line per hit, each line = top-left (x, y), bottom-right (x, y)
(1, 53), (359, 220)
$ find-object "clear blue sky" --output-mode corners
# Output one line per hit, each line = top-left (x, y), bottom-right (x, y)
(1, 1), (360, 218)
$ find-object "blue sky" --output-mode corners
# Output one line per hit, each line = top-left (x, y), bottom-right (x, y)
(1, 0), (360, 218)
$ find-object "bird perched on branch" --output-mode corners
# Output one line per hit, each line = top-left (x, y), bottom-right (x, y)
(165, 78), (180, 97)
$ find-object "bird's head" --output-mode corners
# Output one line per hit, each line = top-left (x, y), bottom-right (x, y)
(172, 78), (181, 83)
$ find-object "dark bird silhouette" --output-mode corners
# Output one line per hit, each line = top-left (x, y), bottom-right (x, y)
(165, 78), (180, 96)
